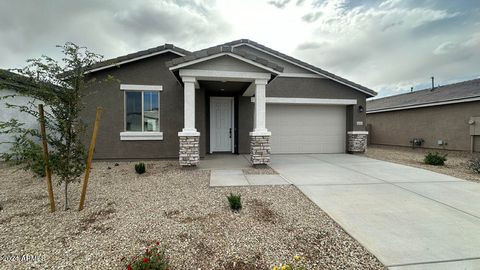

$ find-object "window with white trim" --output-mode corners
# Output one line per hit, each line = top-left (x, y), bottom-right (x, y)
(120, 84), (163, 140)
(125, 91), (160, 132)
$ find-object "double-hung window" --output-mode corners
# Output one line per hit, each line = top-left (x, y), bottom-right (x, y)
(120, 84), (163, 140)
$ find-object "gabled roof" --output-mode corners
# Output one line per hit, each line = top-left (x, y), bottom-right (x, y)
(221, 39), (377, 97)
(165, 44), (284, 73)
(83, 39), (376, 97)
(85, 44), (190, 74)
(367, 78), (480, 113)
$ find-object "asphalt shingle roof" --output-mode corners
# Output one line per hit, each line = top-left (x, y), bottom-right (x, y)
(82, 39), (376, 96)
(367, 78), (480, 112)
(166, 39), (375, 96)
(0, 69), (36, 89)
(85, 44), (190, 72)
(221, 39), (376, 96)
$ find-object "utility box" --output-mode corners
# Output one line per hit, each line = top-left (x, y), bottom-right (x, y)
(470, 117), (480, 135)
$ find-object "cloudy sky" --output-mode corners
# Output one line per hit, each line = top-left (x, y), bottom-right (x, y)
(1, 0), (479, 97)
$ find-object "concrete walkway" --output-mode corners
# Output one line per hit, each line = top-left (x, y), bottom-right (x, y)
(202, 154), (290, 187)
(209, 169), (289, 187)
(270, 154), (480, 270)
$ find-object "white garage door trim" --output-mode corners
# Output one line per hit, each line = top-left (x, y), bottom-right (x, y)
(266, 104), (347, 154)
(251, 97), (357, 105)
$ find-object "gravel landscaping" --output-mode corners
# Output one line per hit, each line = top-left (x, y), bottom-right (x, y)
(0, 160), (384, 269)
(365, 145), (480, 182)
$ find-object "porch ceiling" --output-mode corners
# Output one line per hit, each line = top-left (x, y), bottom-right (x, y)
(200, 80), (250, 95)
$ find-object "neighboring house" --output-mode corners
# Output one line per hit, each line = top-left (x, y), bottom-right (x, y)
(367, 79), (480, 152)
(81, 39), (376, 165)
(0, 69), (40, 155)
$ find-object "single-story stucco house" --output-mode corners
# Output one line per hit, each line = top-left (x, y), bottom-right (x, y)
(0, 69), (40, 155)
(367, 78), (480, 152)
(81, 39), (376, 165)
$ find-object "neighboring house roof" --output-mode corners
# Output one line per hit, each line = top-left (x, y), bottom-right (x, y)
(165, 44), (284, 73)
(84, 44), (190, 74)
(0, 69), (36, 90)
(367, 78), (480, 113)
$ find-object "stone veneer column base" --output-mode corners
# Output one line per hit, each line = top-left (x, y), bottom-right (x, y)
(347, 131), (368, 153)
(179, 135), (200, 166)
(250, 135), (271, 165)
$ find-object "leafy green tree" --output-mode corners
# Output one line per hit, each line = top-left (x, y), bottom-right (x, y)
(0, 42), (103, 210)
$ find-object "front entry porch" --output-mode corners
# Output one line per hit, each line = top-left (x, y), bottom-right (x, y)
(165, 46), (288, 166)
(175, 69), (276, 167)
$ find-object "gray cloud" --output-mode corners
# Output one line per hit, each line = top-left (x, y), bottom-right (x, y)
(297, 41), (324, 50)
(267, 0), (291, 9)
(381, 21), (403, 32)
(0, 0), (231, 69)
(114, 2), (230, 45)
(0, 0), (478, 98)
(302, 11), (322, 23)
(293, 0), (480, 97)
(296, 0), (307, 6)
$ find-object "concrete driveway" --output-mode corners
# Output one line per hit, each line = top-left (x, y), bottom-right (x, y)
(270, 154), (480, 270)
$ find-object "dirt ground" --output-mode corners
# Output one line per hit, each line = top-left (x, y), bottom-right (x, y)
(0, 161), (384, 270)
(364, 145), (480, 183)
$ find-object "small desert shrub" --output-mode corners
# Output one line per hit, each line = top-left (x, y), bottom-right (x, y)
(273, 255), (307, 270)
(135, 162), (146, 174)
(424, 152), (447, 166)
(227, 193), (242, 211)
(124, 242), (169, 270)
(468, 157), (480, 174)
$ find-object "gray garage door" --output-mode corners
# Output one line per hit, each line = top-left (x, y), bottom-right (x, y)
(266, 104), (346, 154)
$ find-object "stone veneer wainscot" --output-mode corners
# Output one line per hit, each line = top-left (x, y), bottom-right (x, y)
(179, 135), (199, 166)
(347, 131), (368, 153)
(250, 135), (271, 165)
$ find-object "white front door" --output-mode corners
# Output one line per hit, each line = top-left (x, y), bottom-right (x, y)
(210, 97), (234, 153)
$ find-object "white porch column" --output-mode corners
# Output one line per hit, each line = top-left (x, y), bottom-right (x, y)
(181, 76), (198, 134)
(249, 79), (271, 165)
(252, 79), (270, 135)
(178, 76), (199, 166)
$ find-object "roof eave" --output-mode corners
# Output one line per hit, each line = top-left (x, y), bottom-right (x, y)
(84, 45), (190, 74)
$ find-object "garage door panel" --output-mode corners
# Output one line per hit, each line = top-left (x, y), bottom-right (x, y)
(266, 104), (346, 154)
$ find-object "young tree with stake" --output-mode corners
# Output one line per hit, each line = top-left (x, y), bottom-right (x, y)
(0, 42), (104, 210)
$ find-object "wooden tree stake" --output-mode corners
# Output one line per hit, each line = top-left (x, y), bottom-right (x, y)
(79, 107), (103, 211)
(39, 104), (56, 212)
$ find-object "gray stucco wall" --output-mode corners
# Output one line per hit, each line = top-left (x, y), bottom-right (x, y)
(196, 88), (207, 157)
(366, 101), (480, 152)
(266, 77), (368, 132)
(82, 52), (188, 159)
(238, 96), (254, 153)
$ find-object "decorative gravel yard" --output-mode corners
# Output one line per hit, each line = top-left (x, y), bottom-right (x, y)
(0, 161), (384, 269)
(365, 145), (480, 182)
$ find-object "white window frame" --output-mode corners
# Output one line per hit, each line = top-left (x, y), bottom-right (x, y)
(120, 84), (163, 141)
